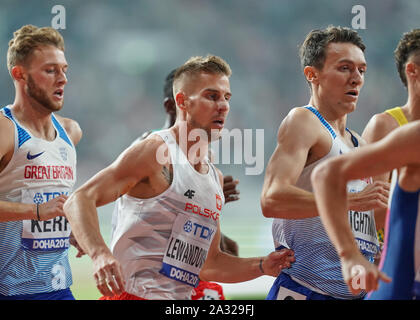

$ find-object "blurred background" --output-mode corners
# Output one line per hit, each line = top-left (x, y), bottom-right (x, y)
(0, 0), (418, 299)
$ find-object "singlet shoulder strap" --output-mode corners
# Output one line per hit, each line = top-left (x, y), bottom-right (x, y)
(1, 106), (31, 148)
(51, 114), (74, 148)
(385, 107), (408, 127)
(345, 128), (359, 147)
(304, 106), (336, 139)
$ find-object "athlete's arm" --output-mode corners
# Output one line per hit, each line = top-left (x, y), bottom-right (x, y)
(63, 136), (166, 296)
(200, 220), (295, 283)
(361, 113), (398, 229)
(260, 108), (322, 219)
(0, 116), (67, 222)
(260, 108), (388, 220)
(311, 121), (420, 294)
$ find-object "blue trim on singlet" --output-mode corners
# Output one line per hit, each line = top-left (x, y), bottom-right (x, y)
(304, 106), (336, 139)
(0, 288), (75, 300)
(305, 106), (359, 147)
(1, 107), (31, 148)
(367, 183), (419, 300)
(346, 128), (359, 147)
(51, 114), (73, 148)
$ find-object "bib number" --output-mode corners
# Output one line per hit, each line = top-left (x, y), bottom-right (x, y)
(21, 188), (71, 251)
(160, 213), (216, 287)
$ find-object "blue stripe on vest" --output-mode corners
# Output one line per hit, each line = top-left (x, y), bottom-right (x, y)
(51, 115), (73, 147)
(1, 107), (31, 148)
(304, 106), (337, 139)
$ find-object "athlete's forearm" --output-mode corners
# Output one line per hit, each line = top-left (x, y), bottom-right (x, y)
(200, 252), (263, 283)
(261, 184), (319, 219)
(0, 201), (37, 222)
(63, 192), (110, 258)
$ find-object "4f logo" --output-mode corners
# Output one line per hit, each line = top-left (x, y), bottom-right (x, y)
(216, 194), (222, 211)
(184, 189), (195, 199)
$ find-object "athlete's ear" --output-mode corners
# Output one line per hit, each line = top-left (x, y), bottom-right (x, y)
(175, 92), (187, 111)
(303, 66), (318, 84)
(10, 65), (26, 82)
(406, 61), (419, 83)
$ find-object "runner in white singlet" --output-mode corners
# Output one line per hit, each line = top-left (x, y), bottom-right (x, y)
(64, 55), (294, 300)
(0, 25), (82, 300)
(312, 29), (420, 299)
(261, 26), (389, 300)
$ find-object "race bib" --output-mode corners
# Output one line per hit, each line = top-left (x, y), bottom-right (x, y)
(21, 188), (71, 251)
(347, 179), (380, 260)
(160, 213), (217, 287)
(277, 287), (307, 300)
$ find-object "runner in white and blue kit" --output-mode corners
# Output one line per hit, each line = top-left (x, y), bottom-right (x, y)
(0, 25), (82, 300)
(261, 26), (389, 300)
(311, 29), (420, 300)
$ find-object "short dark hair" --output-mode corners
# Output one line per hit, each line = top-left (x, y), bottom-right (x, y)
(394, 29), (420, 87)
(299, 25), (366, 70)
(163, 69), (177, 100)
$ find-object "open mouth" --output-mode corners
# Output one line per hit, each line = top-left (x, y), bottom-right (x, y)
(346, 90), (358, 97)
(54, 89), (64, 98)
(212, 119), (225, 127)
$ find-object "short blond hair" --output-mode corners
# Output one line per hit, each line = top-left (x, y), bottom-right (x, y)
(175, 55), (231, 79)
(7, 25), (65, 74)
(173, 55), (231, 97)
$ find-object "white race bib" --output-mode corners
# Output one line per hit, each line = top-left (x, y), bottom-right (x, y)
(160, 213), (217, 287)
(21, 188), (71, 251)
(347, 179), (380, 260)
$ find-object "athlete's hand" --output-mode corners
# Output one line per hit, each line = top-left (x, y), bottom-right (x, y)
(262, 249), (295, 277)
(37, 194), (68, 220)
(92, 251), (125, 297)
(69, 232), (86, 258)
(223, 175), (240, 203)
(347, 181), (390, 212)
(340, 251), (391, 295)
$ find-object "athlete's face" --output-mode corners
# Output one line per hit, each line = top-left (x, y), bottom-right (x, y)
(314, 42), (366, 114)
(23, 45), (68, 112)
(184, 72), (231, 140)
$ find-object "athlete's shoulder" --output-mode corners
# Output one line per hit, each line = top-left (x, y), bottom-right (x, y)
(362, 111), (399, 144)
(128, 132), (167, 164)
(277, 106), (324, 141)
(54, 114), (83, 146)
(0, 113), (15, 153)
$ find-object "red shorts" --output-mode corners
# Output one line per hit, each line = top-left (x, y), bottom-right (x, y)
(99, 292), (146, 300)
(191, 281), (225, 300)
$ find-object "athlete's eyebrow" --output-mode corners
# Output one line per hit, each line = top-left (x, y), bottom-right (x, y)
(337, 59), (367, 67)
(204, 88), (232, 98)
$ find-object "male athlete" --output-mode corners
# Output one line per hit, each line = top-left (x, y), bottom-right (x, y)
(0, 25), (82, 300)
(139, 68), (240, 300)
(361, 29), (420, 233)
(261, 26), (389, 300)
(64, 55), (294, 300)
(312, 29), (420, 300)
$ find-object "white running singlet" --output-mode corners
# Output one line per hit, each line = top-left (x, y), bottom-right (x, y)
(0, 106), (76, 296)
(109, 129), (224, 300)
(272, 106), (379, 299)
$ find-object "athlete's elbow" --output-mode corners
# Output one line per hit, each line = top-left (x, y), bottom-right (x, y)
(311, 159), (341, 190)
(260, 190), (288, 218)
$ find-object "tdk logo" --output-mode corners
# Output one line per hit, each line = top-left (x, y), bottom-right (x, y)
(183, 220), (215, 241)
(32, 191), (69, 203)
